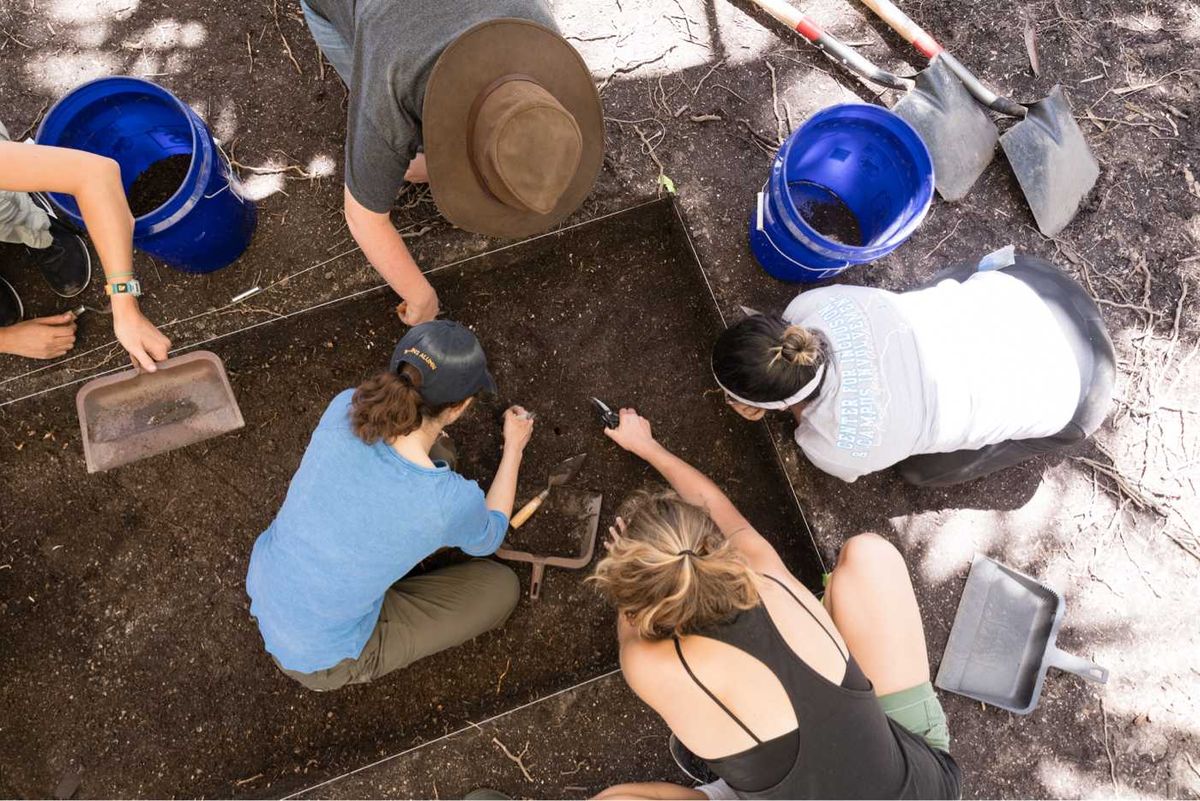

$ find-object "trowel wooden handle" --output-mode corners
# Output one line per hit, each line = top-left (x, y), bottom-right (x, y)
(510, 489), (548, 529)
(857, 0), (943, 58)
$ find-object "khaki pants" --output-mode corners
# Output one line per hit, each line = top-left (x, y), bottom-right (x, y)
(279, 558), (519, 691)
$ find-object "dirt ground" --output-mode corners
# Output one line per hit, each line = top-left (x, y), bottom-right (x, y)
(1, 0), (1198, 797)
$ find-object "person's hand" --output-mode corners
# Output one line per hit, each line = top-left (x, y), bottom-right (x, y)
(502, 405), (535, 453)
(0, 312), (77, 359)
(404, 153), (428, 184)
(726, 397), (767, 422)
(111, 296), (171, 371)
(397, 282), (439, 326)
(604, 408), (660, 457)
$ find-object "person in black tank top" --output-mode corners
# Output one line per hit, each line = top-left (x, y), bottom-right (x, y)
(589, 409), (961, 801)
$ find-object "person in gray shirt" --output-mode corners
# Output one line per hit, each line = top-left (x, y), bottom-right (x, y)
(300, 0), (604, 327)
(710, 253), (1114, 486)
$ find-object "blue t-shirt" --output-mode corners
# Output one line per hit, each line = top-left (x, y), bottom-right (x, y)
(246, 390), (508, 673)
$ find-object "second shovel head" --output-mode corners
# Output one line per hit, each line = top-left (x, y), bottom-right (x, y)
(893, 55), (999, 202)
(1000, 85), (1099, 237)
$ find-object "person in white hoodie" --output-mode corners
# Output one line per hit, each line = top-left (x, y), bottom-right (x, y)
(710, 253), (1114, 486)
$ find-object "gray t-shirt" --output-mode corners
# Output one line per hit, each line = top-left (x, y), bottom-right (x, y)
(308, 0), (557, 213)
(786, 270), (1080, 482)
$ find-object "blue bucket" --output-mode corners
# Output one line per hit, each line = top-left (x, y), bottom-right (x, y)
(749, 104), (934, 283)
(36, 76), (256, 274)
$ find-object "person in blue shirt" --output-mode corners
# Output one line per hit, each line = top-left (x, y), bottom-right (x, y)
(246, 320), (533, 691)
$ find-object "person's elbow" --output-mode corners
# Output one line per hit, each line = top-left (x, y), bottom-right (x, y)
(343, 186), (389, 240)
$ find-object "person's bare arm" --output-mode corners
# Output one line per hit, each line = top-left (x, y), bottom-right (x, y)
(604, 408), (786, 569)
(593, 783), (705, 800)
(485, 406), (534, 519)
(0, 141), (170, 370)
(343, 187), (438, 325)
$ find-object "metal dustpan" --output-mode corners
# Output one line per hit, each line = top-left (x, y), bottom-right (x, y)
(935, 555), (1108, 714)
(497, 487), (601, 600)
(76, 350), (245, 473)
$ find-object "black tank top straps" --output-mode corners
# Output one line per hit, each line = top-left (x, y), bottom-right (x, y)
(671, 574), (955, 799)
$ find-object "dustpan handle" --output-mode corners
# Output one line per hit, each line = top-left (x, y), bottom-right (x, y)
(529, 562), (545, 602)
(1045, 646), (1109, 685)
(856, 0), (1028, 117)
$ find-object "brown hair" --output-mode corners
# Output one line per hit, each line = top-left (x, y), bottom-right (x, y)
(590, 490), (760, 640)
(350, 363), (465, 444)
(712, 316), (827, 404)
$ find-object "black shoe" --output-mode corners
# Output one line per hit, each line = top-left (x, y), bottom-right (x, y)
(26, 192), (91, 297)
(0, 275), (23, 327)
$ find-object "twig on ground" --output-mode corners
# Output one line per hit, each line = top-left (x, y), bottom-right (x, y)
(492, 737), (534, 783)
(1099, 697), (1118, 791)
(713, 83), (749, 103)
(234, 774), (263, 787)
(632, 124), (667, 180)
(495, 657), (511, 695)
(923, 219), (962, 260)
(246, 32), (254, 75)
(272, 0), (303, 75)
(0, 26), (31, 48)
(597, 46), (676, 93)
(15, 101), (50, 142)
(737, 119), (779, 156)
(693, 58), (725, 96)
(766, 60), (786, 144)
(690, 113), (722, 123)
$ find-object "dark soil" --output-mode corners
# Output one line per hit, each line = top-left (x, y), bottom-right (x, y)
(791, 182), (863, 246)
(295, 674), (675, 800)
(127, 154), (191, 217)
(0, 199), (819, 798)
(501, 487), (597, 560)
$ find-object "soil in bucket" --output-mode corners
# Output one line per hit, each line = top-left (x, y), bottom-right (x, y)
(128, 153), (191, 217)
(790, 181), (863, 246)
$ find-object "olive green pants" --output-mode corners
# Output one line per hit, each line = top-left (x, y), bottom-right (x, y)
(279, 558), (519, 691)
(879, 680), (951, 752)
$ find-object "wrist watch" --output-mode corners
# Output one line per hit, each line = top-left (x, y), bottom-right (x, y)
(106, 278), (143, 297)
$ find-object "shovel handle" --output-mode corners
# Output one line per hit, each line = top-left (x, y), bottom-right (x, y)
(1046, 646), (1109, 685)
(746, 0), (910, 91)
(857, 0), (942, 58)
(510, 489), (548, 529)
(856, 0), (1027, 117)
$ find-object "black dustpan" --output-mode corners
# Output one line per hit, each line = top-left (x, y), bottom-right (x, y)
(935, 555), (1109, 714)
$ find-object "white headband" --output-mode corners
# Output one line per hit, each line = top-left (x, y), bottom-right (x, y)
(714, 362), (828, 411)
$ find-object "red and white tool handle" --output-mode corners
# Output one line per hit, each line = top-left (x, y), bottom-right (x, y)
(857, 0), (942, 58)
(747, 0), (910, 91)
(856, 0), (1027, 117)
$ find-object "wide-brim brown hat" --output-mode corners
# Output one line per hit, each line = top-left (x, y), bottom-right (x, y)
(423, 19), (604, 239)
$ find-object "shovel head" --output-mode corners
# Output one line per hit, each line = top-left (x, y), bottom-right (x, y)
(76, 350), (245, 473)
(1000, 85), (1099, 237)
(892, 55), (999, 202)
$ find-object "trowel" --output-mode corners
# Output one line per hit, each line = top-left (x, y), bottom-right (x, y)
(510, 452), (587, 528)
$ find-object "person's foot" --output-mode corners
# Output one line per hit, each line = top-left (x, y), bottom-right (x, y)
(26, 192), (91, 297)
(0, 275), (23, 327)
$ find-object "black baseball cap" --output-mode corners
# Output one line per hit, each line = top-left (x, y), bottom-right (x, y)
(388, 320), (498, 405)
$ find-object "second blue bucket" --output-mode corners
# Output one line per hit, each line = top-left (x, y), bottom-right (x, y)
(750, 104), (934, 283)
(36, 76), (256, 274)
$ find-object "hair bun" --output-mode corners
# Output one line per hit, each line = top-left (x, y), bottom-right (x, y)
(776, 325), (822, 367)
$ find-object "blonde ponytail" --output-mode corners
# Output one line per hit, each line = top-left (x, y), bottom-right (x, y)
(590, 490), (760, 639)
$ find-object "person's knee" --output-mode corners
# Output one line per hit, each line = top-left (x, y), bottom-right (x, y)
(834, 533), (906, 579)
(473, 559), (520, 618)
